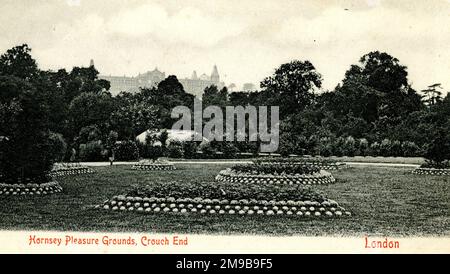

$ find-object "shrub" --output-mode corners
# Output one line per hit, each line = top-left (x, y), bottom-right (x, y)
(182, 142), (198, 159)
(369, 142), (380, 156)
(424, 128), (450, 165)
(48, 132), (67, 163)
(401, 141), (420, 157)
(342, 136), (357, 156)
(359, 138), (369, 156)
(332, 137), (345, 157)
(79, 140), (105, 162)
(114, 140), (139, 161)
(167, 141), (184, 158)
(318, 137), (333, 157)
(390, 140), (402, 157)
(379, 139), (392, 157)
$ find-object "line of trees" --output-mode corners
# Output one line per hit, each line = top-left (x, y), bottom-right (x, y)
(1, 44), (450, 185)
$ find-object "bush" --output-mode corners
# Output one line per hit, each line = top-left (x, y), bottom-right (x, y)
(332, 137), (345, 157)
(79, 141), (106, 162)
(390, 140), (402, 157)
(379, 139), (392, 157)
(318, 137), (333, 157)
(424, 128), (450, 164)
(182, 142), (198, 159)
(342, 136), (357, 156)
(167, 141), (184, 158)
(48, 132), (67, 163)
(114, 140), (139, 161)
(401, 141), (420, 157)
(359, 138), (369, 156)
(369, 142), (380, 156)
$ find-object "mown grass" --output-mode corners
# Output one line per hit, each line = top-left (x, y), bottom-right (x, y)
(0, 164), (448, 236)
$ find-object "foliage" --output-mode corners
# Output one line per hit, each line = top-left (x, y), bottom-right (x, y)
(231, 163), (320, 175)
(114, 140), (139, 161)
(167, 141), (184, 158)
(0, 45), (54, 184)
(128, 181), (326, 202)
(78, 141), (106, 162)
(48, 132), (67, 163)
(260, 60), (322, 116)
(423, 128), (450, 164)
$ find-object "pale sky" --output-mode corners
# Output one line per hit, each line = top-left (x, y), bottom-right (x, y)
(0, 0), (449, 93)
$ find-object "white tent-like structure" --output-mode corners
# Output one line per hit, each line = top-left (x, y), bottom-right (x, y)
(136, 129), (209, 146)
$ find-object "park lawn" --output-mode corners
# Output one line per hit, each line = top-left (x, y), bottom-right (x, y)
(0, 164), (448, 236)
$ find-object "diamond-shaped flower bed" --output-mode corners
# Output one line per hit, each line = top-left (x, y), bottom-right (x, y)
(216, 163), (335, 185)
(97, 181), (351, 218)
(49, 163), (94, 178)
(0, 181), (62, 196)
(131, 159), (175, 171)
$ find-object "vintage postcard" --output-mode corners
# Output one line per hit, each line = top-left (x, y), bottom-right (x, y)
(0, 0), (449, 256)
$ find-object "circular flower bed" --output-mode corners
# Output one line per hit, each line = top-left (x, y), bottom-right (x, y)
(0, 181), (62, 196)
(254, 158), (347, 170)
(131, 159), (175, 171)
(412, 168), (450, 176)
(50, 163), (94, 178)
(216, 163), (336, 185)
(97, 181), (350, 218)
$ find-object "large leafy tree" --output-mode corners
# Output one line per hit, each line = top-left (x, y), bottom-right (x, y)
(260, 60), (322, 116)
(0, 45), (54, 184)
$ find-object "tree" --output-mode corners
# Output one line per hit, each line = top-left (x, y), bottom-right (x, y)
(0, 75), (53, 184)
(0, 44), (38, 80)
(260, 60), (322, 116)
(203, 85), (228, 108)
(344, 51), (408, 93)
(68, 92), (115, 142)
(421, 83), (443, 106)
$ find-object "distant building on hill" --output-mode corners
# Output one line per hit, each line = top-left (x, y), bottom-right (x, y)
(96, 59), (224, 97)
(99, 67), (166, 95)
(179, 65), (225, 97)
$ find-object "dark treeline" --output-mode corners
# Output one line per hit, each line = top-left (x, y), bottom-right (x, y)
(1, 44), (449, 181)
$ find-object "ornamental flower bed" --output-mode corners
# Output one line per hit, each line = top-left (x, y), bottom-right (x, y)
(50, 163), (94, 178)
(97, 181), (351, 218)
(411, 168), (450, 176)
(0, 181), (62, 196)
(216, 164), (335, 185)
(131, 159), (176, 171)
(254, 157), (347, 170)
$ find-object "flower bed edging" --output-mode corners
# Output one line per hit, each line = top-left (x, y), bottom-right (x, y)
(97, 195), (351, 218)
(131, 164), (176, 171)
(50, 167), (94, 178)
(412, 168), (450, 176)
(0, 181), (63, 195)
(215, 169), (336, 185)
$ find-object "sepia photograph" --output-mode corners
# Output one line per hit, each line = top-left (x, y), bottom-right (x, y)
(0, 0), (449, 255)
